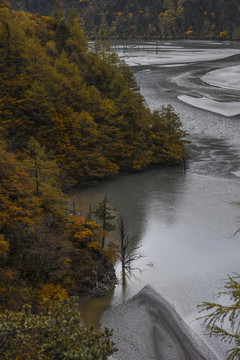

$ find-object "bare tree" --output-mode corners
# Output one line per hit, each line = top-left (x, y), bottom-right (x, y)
(118, 217), (145, 281)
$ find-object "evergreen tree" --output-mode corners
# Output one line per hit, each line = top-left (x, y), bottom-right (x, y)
(94, 197), (116, 248)
(199, 275), (240, 360)
(24, 137), (67, 216)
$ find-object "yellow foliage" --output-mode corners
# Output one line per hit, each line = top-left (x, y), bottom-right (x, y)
(132, 163), (143, 170)
(105, 244), (118, 266)
(0, 234), (9, 255)
(72, 216), (102, 244)
(185, 28), (193, 38)
(219, 30), (228, 39)
(74, 227), (94, 242)
(88, 241), (103, 253)
(34, 283), (68, 309)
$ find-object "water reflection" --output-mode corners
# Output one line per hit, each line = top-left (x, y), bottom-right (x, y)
(77, 41), (240, 358)
(75, 166), (185, 244)
(77, 169), (240, 357)
(144, 167), (187, 229)
(80, 288), (115, 328)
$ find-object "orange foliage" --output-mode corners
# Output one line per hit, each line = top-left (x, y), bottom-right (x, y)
(34, 283), (68, 310)
(72, 216), (101, 245)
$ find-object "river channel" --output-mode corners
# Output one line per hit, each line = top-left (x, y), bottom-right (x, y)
(76, 40), (240, 359)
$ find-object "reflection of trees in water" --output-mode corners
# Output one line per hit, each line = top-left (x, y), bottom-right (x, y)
(118, 217), (145, 283)
(143, 167), (186, 229)
(77, 167), (186, 323)
(74, 166), (186, 250)
(80, 288), (115, 328)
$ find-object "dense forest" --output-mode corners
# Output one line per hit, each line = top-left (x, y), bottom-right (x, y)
(0, 0), (187, 304)
(0, 1), (187, 357)
(10, 0), (240, 40)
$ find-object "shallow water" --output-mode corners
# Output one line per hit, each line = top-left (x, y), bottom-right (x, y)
(76, 40), (240, 359)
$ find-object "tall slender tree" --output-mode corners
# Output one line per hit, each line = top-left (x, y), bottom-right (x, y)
(94, 196), (116, 248)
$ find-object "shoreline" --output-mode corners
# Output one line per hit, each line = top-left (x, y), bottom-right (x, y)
(101, 285), (219, 360)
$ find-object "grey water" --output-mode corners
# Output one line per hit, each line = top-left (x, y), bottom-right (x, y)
(77, 41), (240, 359)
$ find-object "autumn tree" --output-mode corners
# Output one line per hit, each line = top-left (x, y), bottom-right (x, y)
(0, 4), (189, 310)
(0, 234), (14, 311)
(7, 0), (240, 39)
(149, 105), (188, 164)
(158, 8), (178, 38)
(0, 5), (188, 185)
(0, 139), (36, 233)
(24, 137), (65, 204)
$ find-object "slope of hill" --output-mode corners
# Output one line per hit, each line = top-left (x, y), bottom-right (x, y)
(0, 1), (187, 310)
(10, 0), (240, 40)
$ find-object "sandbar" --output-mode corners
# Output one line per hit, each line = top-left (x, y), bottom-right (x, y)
(178, 95), (240, 117)
(121, 49), (240, 67)
(201, 65), (240, 90)
(101, 285), (219, 360)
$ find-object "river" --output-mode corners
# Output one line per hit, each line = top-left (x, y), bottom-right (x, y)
(76, 40), (240, 359)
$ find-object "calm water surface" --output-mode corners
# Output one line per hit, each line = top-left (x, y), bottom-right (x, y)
(78, 41), (240, 359)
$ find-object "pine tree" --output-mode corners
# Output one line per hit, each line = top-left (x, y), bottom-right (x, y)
(94, 196), (116, 248)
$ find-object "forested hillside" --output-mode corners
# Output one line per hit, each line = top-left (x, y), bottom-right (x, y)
(0, 1), (186, 357)
(0, 0), (186, 310)
(0, 1), (187, 187)
(10, 0), (240, 40)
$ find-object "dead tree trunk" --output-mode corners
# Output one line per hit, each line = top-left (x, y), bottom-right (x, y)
(118, 217), (144, 279)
